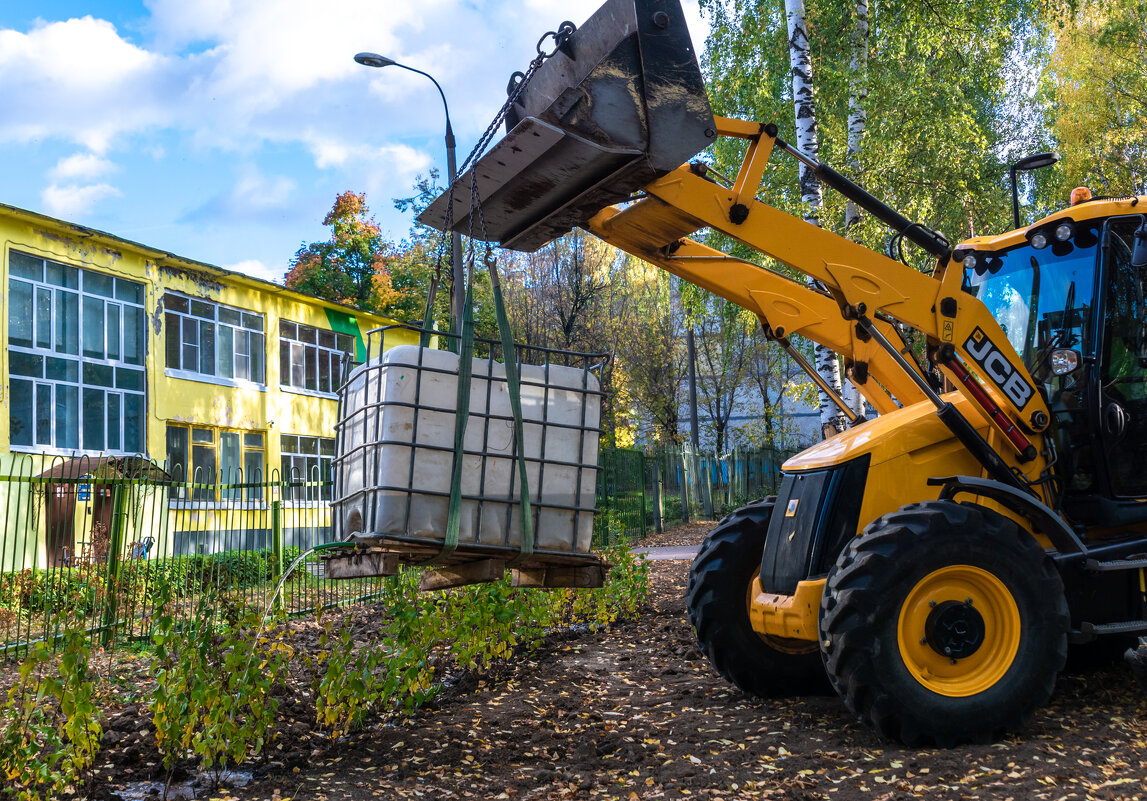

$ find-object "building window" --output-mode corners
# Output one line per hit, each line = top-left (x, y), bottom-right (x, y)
(280, 434), (334, 501)
(164, 293), (265, 384)
(279, 321), (354, 395)
(8, 250), (146, 454)
(166, 424), (265, 501)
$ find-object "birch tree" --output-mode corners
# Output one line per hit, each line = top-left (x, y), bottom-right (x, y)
(784, 0), (850, 435)
(839, 0), (870, 421)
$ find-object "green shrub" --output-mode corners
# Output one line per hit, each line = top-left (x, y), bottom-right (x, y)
(207, 550), (268, 589)
(2, 567), (104, 617)
(149, 580), (289, 787)
(570, 544), (650, 629)
(0, 629), (102, 801)
(147, 555), (209, 596)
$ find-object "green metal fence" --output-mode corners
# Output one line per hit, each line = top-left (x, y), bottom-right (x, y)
(0, 454), (388, 658)
(592, 445), (797, 544)
(0, 445), (797, 655)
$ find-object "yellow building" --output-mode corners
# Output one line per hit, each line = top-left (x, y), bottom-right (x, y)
(0, 202), (415, 567)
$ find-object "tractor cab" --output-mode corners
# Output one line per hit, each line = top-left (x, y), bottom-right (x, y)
(961, 207), (1147, 518)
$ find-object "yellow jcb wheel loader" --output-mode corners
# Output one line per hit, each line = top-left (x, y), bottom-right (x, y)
(419, 0), (1147, 746)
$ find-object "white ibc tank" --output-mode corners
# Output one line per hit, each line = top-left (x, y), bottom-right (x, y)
(335, 345), (601, 554)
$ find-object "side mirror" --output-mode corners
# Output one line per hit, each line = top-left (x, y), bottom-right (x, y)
(1133, 219), (1147, 269)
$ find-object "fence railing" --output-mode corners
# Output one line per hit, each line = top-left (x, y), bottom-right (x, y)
(593, 444), (797, 544)
(0, 445), (796, 655)
(0, 454), (386, 658)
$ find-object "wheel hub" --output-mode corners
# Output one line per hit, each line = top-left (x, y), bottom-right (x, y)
(925, 600), (985, 659)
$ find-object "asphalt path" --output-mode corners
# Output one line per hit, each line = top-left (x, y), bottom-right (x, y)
(631, 545), (701, 561)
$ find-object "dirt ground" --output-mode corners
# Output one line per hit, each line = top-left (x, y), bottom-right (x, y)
(70, 521), (1147, 799)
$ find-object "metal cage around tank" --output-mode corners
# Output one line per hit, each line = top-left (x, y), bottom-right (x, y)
(331, 324), (607, 566)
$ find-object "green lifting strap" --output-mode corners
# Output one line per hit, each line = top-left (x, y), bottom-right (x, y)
(430, 283), (477, 565)
(430, 255), (534, 567)
(418, 276), (438, 349)
(486, 254), (534, 567)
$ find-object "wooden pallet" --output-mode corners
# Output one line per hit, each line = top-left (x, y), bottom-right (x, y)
(320, 533), (609, 590)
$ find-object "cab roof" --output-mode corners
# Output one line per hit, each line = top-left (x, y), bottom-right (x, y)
(956, 195), (1146, 253)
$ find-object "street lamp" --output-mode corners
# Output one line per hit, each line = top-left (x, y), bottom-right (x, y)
(355, 52), (464, 337)
(1009, 151), (1059, 229)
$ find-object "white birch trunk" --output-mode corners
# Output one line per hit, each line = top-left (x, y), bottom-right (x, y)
(843, 0), (869, 236)
(784, 0), (848, 435)
(842, 0), (870, 421)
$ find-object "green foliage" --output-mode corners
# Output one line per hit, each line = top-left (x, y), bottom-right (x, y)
(307, 569), (438, 740)
(593, 506), (631, 547)
(148, 580), (289, 785)
(287, 188), (446, 323)
(207, 550), (270, 589)
(0, 548), (307, 626)
(569, 544), (650, 630)
(311, 621), (379, 739)
(0, 567), (103, 617)
(286, 191), (389, 310)
(303, 551), (649, 741)
(442, 578), (556, 670)
(0, 630), (102, 801)
(1042, 0), (1147, 198)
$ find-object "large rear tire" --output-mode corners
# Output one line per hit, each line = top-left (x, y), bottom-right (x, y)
(819, 500), (1068, 746)
(686, 500), (827, 697)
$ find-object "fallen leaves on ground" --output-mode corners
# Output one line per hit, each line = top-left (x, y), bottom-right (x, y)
(54, 522), (1147, 800)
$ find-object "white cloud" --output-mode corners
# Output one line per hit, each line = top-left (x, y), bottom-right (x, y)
(308, 139), (429, 180)
(232, 169), (296, 210)
(225, 259), (284, 284)
(1, 1), (711, 160)
(0, 17), (171, 153)
(41, 183), (122, 218)
(50, 153), (117, 181)
(310, 139), (353, 169)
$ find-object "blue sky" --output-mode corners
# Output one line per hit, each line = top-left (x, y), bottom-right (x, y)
(0, 1), (708, 284)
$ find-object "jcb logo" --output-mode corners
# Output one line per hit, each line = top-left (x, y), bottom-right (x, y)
(964, 328), (1034, 410)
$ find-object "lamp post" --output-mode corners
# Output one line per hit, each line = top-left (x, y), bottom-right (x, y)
(1009, 151), (1060, 229)
(355, 52), (464, 336)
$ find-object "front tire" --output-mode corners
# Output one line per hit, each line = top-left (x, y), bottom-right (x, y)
(686, 500), (826, 697)
(819, 501), (1068, 746)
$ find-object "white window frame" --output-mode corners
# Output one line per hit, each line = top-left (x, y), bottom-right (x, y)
(278, 320), (355, 398)
(7, 250), (147, 456)
(165, 423), (267, 507)
(163, 292), (267, 389)
(280, 433), (335, 504)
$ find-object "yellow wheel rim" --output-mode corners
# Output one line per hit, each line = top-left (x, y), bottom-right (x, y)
(897, 565), (1020, 697)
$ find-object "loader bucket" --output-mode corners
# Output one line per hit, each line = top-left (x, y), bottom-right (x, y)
(417, 0), (714, 252)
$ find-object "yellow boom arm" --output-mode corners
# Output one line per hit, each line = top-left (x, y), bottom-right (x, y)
(586, 117), (1051, 481)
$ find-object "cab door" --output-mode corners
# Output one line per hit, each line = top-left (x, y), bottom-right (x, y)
(1097, 215), (1147, 497)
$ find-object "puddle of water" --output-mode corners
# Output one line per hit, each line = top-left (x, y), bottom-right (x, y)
(112, 780), (167, 801)
(112, 769), (252, 801)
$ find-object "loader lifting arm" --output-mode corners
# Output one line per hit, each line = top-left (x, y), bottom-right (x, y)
(585, 117), (1052, 488)
(417, 0), (1051, 495)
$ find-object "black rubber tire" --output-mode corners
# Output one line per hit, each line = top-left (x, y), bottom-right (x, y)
(686, 499), (827, 697)
(819, 500), (1069, 747)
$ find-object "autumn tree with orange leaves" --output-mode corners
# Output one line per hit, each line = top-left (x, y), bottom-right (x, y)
(286, 191), (426, 318)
